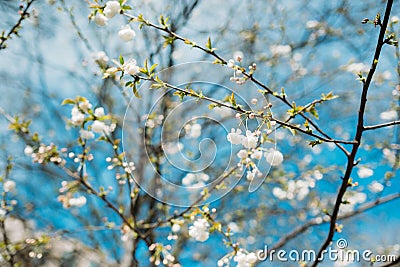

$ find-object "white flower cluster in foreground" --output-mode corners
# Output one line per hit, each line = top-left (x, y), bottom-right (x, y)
(217, 250), (258, 267)
(69, 98), (116, 138)
(92, 1), (136, 42)
(233, 251), (258, 267)
(188, 218), (210, 242)
(227, 128), (283, 181)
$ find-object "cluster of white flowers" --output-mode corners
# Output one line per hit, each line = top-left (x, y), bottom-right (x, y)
(92, 2), (136, 42)
(188, 218), (210, 242)
(368, 181), (384, 193)
(3, 180), (16, 193)
(306, 20), (320, 29)
(233, 251), (258, 267)
(68, 196), (87, 207)
(227, 129), (259, 149)
(270, 44), (291, 57)
(383, 148), (396, 165)
(118, 25), (136, 42)
(357, 166), (374, 178)
(58, 193), (87, 209)
(265, 149), (284, 166)
(182, 172), (209, 190)
(149, 243), (178, 266)
(227, 52), (251, 85)
(69, 99), (116, 138)
(184, 123), (202, 139)
(273, 175), (318, 201)
(29, 143), (66, 166)
(342, 62), (369, 73)
(94, 1), (121, 26)
(379, 110), (397, 120)
(289, 52), (308, 77)
(123, 59), (140, 75)
(106, 157), (136, 183)
(228, 128), (284, 181)
(162, 141), (184, 155)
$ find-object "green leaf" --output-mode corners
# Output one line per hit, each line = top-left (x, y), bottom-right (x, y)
(132, 84), (141, 98)
(208, 103), (219, 109)
(119, 55), (124, 65)
(229, 93), (237, 107)
(150, 83), (164, 89)
(309, 140), (323, 147)
(308, 106), (319, 119)
(206, 37), (212, 50)
(61, 98), (75, 105)
(149, 63), (158, 74)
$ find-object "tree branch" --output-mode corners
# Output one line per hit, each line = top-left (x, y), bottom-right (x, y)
(364, 120), (400, 130)
(311, 1), (394, 266)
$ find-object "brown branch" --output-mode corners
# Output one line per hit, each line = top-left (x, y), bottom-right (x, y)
(0, 0), (36, 50)
(311, 1), (394, 266)
(364, 120), (400, 130)
(123, 12), (350, 156)
(271, 192), (400, 251)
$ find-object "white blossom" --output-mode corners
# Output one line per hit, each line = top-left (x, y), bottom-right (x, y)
(118, 25), (136, 42)
(24, 145), (33, 156)
(71, 107), (85, 126)
(94, 13), (108, 26)
(379, 110), (396, 120)
(369, 181), (384, 193)
(270, 45), (291, 57)
(91, 120), (106, 133)
(94, 107), (105, 117)
(188, 218), (210, 242)
(103, 1), (121, 18)
(265, 149), (284, 166)
(78, 100), (92, 112)
(246, 170), (255, 181)
(343, 62), (369, 73)
(93, 51), (109, 67)
(227, 59), (235, 68)
(171, 224), (181, 233)
(241, 130), (258, 149)
(383, 148), (396, 165)
(79, 129), (95, 139)
(68, 196), (87, 208)
(306, 20), (320, 29)
(234, 251), (257, 267)
(251, 149), (263, 160)
(188, 123), (202, 138)
(273, 187), (287, 199)
(227, 128), (244, 145)
(233, 51), (244, 61)
(357, 166), (373, 178)
(182, 173), (209, 189)
(246, 253), (258, 264)
(3, 180), (16, 192)
(237, 149), (248, 159)
(123, 59), (140, 75)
